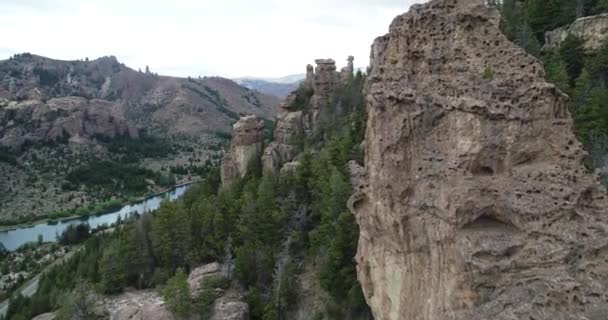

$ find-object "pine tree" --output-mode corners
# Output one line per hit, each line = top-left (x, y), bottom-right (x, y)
(543, 51), (571, 93)
(162, 268), (192, 317)
(560, 34), (585, 84)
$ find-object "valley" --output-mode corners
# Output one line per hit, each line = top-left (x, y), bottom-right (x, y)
(3, 0), (608, 320)
(0, 54), (281, 225)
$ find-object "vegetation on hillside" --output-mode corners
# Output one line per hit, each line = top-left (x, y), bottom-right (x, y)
(3, 73), (368, 320)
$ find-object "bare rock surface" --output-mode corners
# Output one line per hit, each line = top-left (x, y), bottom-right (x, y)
(188, 262), (223, 296)
(350, 1), (608, 320)
(262, 57), (354, 173)
(0, 96), (136, 148)
(544, 13), (608, 52)
(103, 290), (176, 320)
(221, 115), (264, 186)
(31, 312), (55, 320)
(210, 297), (249, 320)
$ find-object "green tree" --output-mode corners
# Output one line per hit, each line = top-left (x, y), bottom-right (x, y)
(560, 34), (585, 84)
(99, 241), (127, 294)
(543, 51), (571, 93)
(162, 268), (192, 317)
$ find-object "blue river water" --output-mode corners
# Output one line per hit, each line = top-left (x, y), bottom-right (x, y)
(0, 184), (191, 251)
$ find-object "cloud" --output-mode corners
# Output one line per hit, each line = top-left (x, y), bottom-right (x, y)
(0, 0), (426, 78)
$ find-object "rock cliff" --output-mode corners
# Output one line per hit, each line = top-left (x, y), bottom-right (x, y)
(221, 115), (265, 186)
(544, 12), (608, 52)
(0, 96), (137, 148)
(349, 1), (608, 319)
(262, 57), (355, 173)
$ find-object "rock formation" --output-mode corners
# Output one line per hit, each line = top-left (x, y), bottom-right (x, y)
(262, 57), (355, 173)
(340, 56), (355, 82)
(103, 290), (176, 320)
(210, 297), (249, 320)
(221, 115), (264, 186)
(349, 1), (608, 319)
(544, 12), (608, 52)
(188, 262), (224, 296)
(0, 96), (137, 148)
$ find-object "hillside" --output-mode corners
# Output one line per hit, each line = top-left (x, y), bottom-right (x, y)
(0, 53), (279, 224)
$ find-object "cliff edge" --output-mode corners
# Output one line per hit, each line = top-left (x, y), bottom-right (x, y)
(349, 0), (608, 319)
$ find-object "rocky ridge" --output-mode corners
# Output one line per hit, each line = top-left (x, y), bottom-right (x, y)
(543, 12), (608, 52)
(0, 54), (279, 145)
(262, 57), (355, 174)
(349, 0), (608, 319)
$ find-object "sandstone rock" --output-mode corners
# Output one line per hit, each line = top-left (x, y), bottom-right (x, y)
(188, 262), (223, 296)
(103, 290), (176, 320)
(210, 297), (249, 320)
(262, 57), (355, 173)
(31, 312), (55, 320)
(340, 56), (355, 82)
(544, 13), (608, 52)
(262, 110), (303, 173)
(221, 115), (264, 186)
(350, 1), (608, 320)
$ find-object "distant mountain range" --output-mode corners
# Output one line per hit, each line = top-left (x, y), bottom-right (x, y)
(234, 74), (305, 98)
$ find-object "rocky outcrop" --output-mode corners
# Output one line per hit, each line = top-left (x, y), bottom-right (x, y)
(188, 262), (224, 296)
(262, 57), (355, 173)
(350, 1), (608, 320)
(0, 96), (137, 148)
(31, 313), (55, 320)
(221, 115), (264, 186)
(210, 297), (249, 320)
(544, 13), (608, 52)
(103, 290), (175, 320)
(340, 56), (355, 82)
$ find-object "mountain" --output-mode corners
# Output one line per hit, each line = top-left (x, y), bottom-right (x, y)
(0, 53), (279, 224)
(234, 74), (304, 98)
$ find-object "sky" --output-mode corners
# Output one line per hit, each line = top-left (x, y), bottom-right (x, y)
(0, 0), (426, 79)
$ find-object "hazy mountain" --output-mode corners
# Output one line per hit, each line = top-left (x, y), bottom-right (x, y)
(234, 73), (305, 98)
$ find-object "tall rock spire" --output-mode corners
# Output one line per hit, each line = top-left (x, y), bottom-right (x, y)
(349, 0), (608, 319)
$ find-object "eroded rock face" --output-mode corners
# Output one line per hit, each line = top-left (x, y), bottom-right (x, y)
(350, 1), (608, 319)
(544, 13), (608, 52)
(262, 57), (354, 173)
(0, 96), (137, 148)
(210, 297), (249, 320)
(221, 115), (264, 186)
(103, 290), (176, 320)
(188, 262), (224, 296)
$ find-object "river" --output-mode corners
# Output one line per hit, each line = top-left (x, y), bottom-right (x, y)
(0, 184), (191, 251)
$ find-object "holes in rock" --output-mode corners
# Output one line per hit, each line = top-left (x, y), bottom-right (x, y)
(473, 166), (494, 176)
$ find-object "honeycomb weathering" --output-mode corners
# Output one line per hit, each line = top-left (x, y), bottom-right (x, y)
(349, 0), (608, 319)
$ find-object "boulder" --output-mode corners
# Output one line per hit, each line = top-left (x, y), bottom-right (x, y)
(350, 1), (608, 320)
(544, 13), (608, 52)
(188, 262), (224, 296)
(210, 297), (249, 320)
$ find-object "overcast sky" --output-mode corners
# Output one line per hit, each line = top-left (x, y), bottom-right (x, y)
(0, 0), (426, 79)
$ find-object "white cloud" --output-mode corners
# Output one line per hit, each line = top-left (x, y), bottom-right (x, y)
(0, 0), (426, 78)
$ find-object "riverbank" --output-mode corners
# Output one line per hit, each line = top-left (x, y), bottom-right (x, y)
(0, 180), (198, 232)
